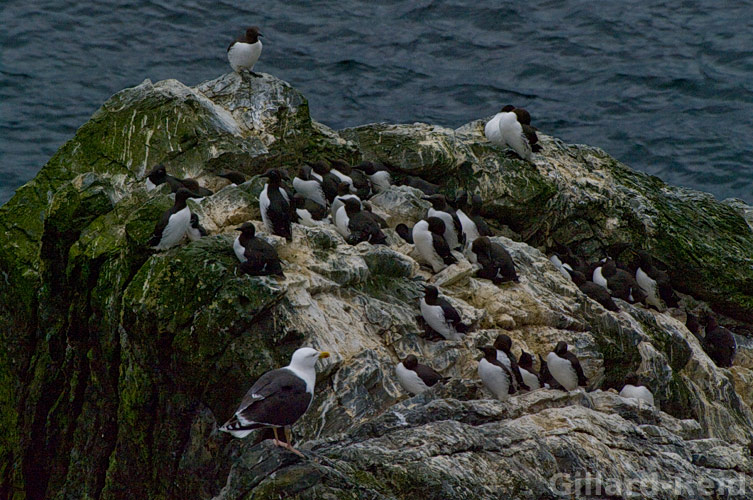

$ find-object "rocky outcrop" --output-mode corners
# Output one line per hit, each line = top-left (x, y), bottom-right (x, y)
(1, 71), (753, 499)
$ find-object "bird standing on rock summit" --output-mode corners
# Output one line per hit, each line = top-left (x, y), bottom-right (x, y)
(470, 236), (518, 284)
(343, 198), (387, 245)
(493, 334), (529, 391)
(228, 26), (263, 76)
(484, 105), (535, 161)
(546, 341), (588, 391)
(220, 347), (329, 457)
(395, 355), (446, 395)
(148, 188), (193, 250)
(259, 169), (292, 241)
(234, 222), (284, 277)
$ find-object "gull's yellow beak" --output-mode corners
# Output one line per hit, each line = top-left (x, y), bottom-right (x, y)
(318, 351), (330, 359)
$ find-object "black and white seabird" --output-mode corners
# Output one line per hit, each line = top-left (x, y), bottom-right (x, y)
(218, 171), (247, 186)
(220, 347), (329, 457)
(228, 26), (263, 76)
(420, 285), (468, 341)
(234, 222), (284, 277)
(332, 159), (370, 198)
(538, 354), (562, 390)
(293, 165), (327, 208)
(493, 334), (529, 391)
(567, 267), (619, 311)
(546, 341), (588, 391)
(187, 213), (208, 241)
(145, 164), (211, 196)
(703, 316), (737, 367)
(549, 253), (575, 280)
(260, 169), (292, 241)
(619, 373), (654, 407)
(395, 223), (414, 244)
(470, 237), (518, 284)
(518, 351), (542, 390)
(353, 161), (391, 193)
(331, 182), (361, 222)
(362, 202), (388, 228)
(412, 218), (457, 273)
(343, 198), (387, 245)
(478, 346), (515, 400)
(327, 159), (356, 194)
(145, 164), (171, 191)
(309, 161), (341, 203)
(485, 107), (534, 161)
(601, 258), (647, 304)
(147, 188), (193, 250)
(424, 194), (464, 250)
(395, 355), (445, 395)
(453, 191), (479, 250)
(292, 194), (327, 227)
(401, 175), (440, 196)
(635, 250), (678, 309)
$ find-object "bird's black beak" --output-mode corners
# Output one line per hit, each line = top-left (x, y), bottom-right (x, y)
(236, 227), (243, 231)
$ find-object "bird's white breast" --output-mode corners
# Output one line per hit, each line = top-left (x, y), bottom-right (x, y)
(496, 350), (512, 369)
(395, 363), (430, 395)
(334, 206), (350, 237)
(498, 112), (531, 161)
(456, 209), (478, 250)
(331, 169), (355, 192)
(478, 358), (510, 400)
(413, 221), (444, 273)
(233, 235), (246, 262)
(485, 113), (503, 145)
(427, 208), (458, 248)
(420, 298), (456, 340)
(259, 185), (272, 232)
(293, 177), (326, 207)
(619, 384), (654, 406)
(636, 267), (661, 308)
(157, 206), (191, 249)
(593, 266), (608, 289)
(370, 171), (391, 192)
(187, 226), (202, 242)
(228, 40), (262, 72)
(520, 368), (540, 390)
(146, 178), (157, 191)
(546, 352), (578, 391)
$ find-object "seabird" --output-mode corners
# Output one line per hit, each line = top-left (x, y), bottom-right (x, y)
(343, 198), (387, 245)
(538, 354), (562, 390)
(353, 161), (391, 193)
(469, 194), (492, 237)
(362, 202), (388, 228)
(227, 26), (263, 76)
(292, 194), (327, 227)
(220, 347), (329, 457)
(395, 355), (445, 395)
(234, 222), (284, 277)
(485, 107), (533, 161)
(453, 191), (479, 250)
(260, 169), (292, 241)
(635, 250), (678, 308)
(549, 253), (575, 280)
(218, 171), (247, 186)
(619, 373), (654, 407)
(401, 175), (440, 196)
(187, 213), (208, 241)
(330, 182), (361, 222)
(327, 159), (356, 194)
(145, 164), (211, 196)
(685, 312), (703, 341)
(309, 161), (341, 203)
(470, 236), (518, 284)
(424, 194), (464, 250)
(332, 159), (370, 198)
(601, 258), (647, 304)
(147, 188), (193, 250)
(395, 223), (414, 244)
(293, 165), (327, 208)
(518, 351), (542, 390)
(478, 346), (515, 400)
(493, 334), (529, 391)
(412, 218), (457, 273)
(420, 285), (468, 341)
(702, 316), (736, 367)
(566, 267), (619, 311)
(145, 164), (170, 191)
(546, 341), (588, 391)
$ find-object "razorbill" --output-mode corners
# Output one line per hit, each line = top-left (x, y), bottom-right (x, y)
(343, 198), (387, 245)
(412, 218), (457, 273)
(187, 213), (208, 241)
(395, 355), (445, 395)
(478, 346), (515, 400)
(424, 194), (464, 250)
(293, 165), (327, 208)
(493, 334), (529, 391)
(353, 161), (391, 193)
(518, 351), (542, 390)
(220, 347), (329, 457)
(619, 373), (654, 407)
(259, 169), (292, 241)
(420, 285), (468, 341)
(485, 108), (532, 161)
(234, 222), (284, 277)
(292, 194), (327, 227)
(227, 26), (263, 76)
(703, 316), (737, 367)
(546, 341), (588, 391)
(395, 223), (414, 244)
(566, 267), (619, 311)
(470, 237), (519, 284)
(147, 188), (192, 250)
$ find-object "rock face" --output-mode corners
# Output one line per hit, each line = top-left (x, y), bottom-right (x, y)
(1, 72), (753, 499)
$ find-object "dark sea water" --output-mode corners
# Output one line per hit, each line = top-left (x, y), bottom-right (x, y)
(2, 0), (753, 205)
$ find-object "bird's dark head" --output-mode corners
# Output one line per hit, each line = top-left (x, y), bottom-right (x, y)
(500, 104), (515, 113)
(336, 182), (351, 196)
(297, 165), (313, 180)
(236, 222), (256, 237)
(422, 284), (439, 302)
(519, 351), (533, 370)
(403, 355), (418, 369)
(330, 159), (351, 174)
(262, 168), (287, 185)
(174, 188), (193, 203)
(601, 258), (617, 277)
(426, 217), (446, 235)
(343, 197), (361, 215)
(471, 236), (490, 254)
(244, 26), (263, 42)
(471, 193), (484, 211)
(554, 341), (568, 356)
(309, 160), (330, 175)
(479, 346), (497, 361)
(147, 164), (167, 180)
(454, 190), (468, 208)
(354, 161), (377, 175)
(624, 372), (640, 386)
(493, 334), (512, 353)
(512, 108), (531, 126)
(705, 315), (719, 330)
